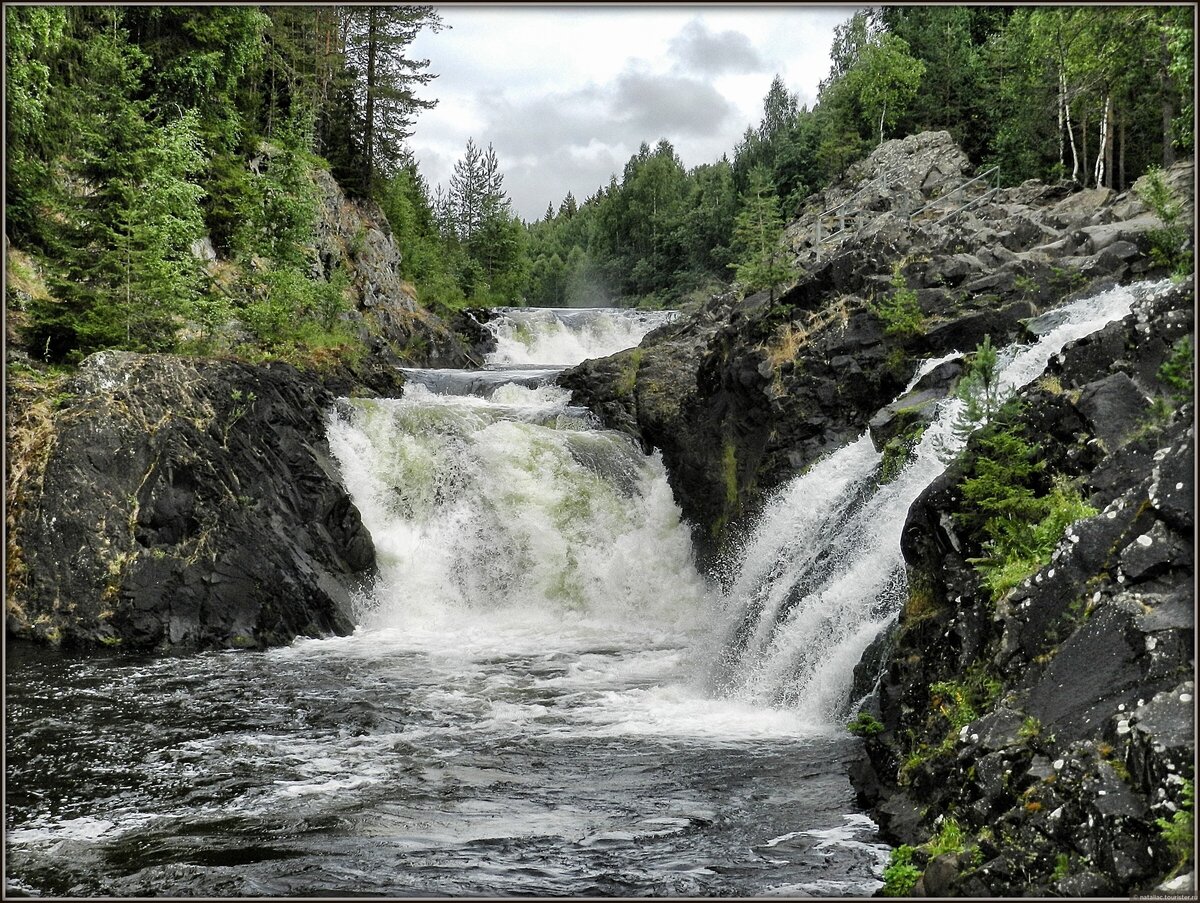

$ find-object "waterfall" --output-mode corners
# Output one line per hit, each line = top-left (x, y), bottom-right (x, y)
(485, 307), (677, 366)
(328, 282), (1169, 732)
(327, 308), (712, 658)
(708, 279), (1173, 722)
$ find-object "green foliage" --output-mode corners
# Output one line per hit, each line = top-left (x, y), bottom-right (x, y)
(727, 166), (799, 298)
(847, 712), (885, 737)
(930, 681), (981, 730)
(1159, 337), (1194, 403)
(1157, 779), (1195, 868)
(844, 32), (926, 145)
(879, 420), (927, 484)
(871, 265), (924, 336)
(882, 845), (921, 896)
(1052, 852), (1071, 881)
(956, 415), (1099, 599)
(927, 817), (967, 857)
(938, 337), (1015, 463)
(1137, 167), (1194, 277)
(1018, 716), (1042, 740)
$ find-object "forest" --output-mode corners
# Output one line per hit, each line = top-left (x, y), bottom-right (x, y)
(4, 5), (1194, 366)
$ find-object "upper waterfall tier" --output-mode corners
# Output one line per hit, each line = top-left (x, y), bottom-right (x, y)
(485, 307), (678, 366)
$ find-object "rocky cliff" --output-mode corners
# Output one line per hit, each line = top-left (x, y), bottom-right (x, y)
(564, 132), (1193, 568)
(854, 279), (1194, 895)
(6, 352), (372, 650)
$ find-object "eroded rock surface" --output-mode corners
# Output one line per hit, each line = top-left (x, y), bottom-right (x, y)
(6, 352), (371, 650)
(565, 134), (1191, 566)
(854, 280), (1194, 896)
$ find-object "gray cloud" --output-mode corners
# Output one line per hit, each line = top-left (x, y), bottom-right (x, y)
(668, 19), (767, 75)
(612, 69), (736, 137)
(467, 65), (735, 217)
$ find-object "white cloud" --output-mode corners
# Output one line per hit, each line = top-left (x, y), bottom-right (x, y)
(405, 6), (863, 220)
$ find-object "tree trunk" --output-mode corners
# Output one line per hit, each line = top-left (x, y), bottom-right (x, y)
(1080, 108), (1089, 188)
(1058, 70), (1067, 171)
(363, 7), (378, 191)
(1103, 96), (1114, 189)
(1118, 112), (1126, 191)
(1094, 94), (1111, 188)
(1161, 28), (1176, 166)
(1066, 100), (1080, 183)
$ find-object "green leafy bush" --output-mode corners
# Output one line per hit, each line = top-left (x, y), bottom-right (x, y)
(882, 845), (921, 896)
(927, 817), (967, 857)
(872, 264), (924, 336)
(847, 712), (885, 736)
(954, 416), (1097, 599)
(1159, 336), (1194, 403)
(1137, 167), (1193, 278)
(1157, 778), (1195, 868)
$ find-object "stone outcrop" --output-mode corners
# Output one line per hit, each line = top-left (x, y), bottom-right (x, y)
(565, 136), (1191, 565)
(5, 352), (372, 650)
(853, 278), (1194, 895)
(307, 168), (485, 372)
(563, 133), (1194, 893)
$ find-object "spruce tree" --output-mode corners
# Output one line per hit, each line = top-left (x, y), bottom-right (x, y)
(727, 166), (798, 299)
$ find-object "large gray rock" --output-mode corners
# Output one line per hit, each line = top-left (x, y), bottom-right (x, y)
(6, 351), (373, 650)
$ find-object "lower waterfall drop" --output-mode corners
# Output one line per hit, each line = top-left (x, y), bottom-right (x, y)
(708, 279), (1174, 723)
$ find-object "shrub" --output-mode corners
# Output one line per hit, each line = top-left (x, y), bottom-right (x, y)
(847, 712), (885, 737)
(955, 417), (1097, 599)
(882, 845), (921, 896)
(927, 816), (967, 857)
(1159, 336), (1194, 404)
(1137, 167), (1193, 277)
(1157, 778), (1195, 868)
(872, 264), (924, 336)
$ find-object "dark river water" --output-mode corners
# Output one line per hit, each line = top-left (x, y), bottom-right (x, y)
(7, 282), (1157, 896)
(6, 634), (887, 897)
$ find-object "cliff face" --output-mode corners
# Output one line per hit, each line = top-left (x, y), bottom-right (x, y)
(5, 158), (511, 651)
(6, 352), (372, 650)
(855, 280), (1194, 895)
(306, 168), (491, 376)
(563, 133), (1194, 894)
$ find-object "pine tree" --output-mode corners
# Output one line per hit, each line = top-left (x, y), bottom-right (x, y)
(727, 166), (798, 299)
(340, 5), (443, 191)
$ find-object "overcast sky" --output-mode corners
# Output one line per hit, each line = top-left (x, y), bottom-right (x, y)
(406, 5), (861, 222)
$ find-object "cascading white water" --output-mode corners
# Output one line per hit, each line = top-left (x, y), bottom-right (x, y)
(485, 307), (677, 366)
(710, 279), (1173, 722)
(327, 381), (710, 635)
(17, 285), (1158, 897)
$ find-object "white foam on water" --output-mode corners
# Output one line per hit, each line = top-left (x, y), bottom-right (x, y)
(485, 307), (676, 366)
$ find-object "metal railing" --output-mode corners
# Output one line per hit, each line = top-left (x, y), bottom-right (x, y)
(813, 169), (897, 245)
(810, 164), (1002, 247)
(907, 165), (1001, 223)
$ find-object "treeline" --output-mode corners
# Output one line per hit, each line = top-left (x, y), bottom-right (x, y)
(5, 7), (1195, 365)
(514, 6), (1194, 308)
(6, 4), (444, 362)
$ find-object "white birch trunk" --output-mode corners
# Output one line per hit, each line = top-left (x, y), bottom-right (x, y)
(1094, 96), (1109, 188)
(1066, 101), (1080, 183)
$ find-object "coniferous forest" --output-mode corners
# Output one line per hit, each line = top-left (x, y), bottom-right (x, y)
(5, 5), (1194, 366)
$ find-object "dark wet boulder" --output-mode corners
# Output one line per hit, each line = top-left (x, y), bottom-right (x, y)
(852, 278), (1194, 896)
(6, 351), (373, 651)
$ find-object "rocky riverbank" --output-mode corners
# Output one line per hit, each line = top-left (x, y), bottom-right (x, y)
(6, 352), (373, 650)
(563, 132), (1193, 568)
(854, 279), (1194, 896)
(4, 152), (505, 651)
